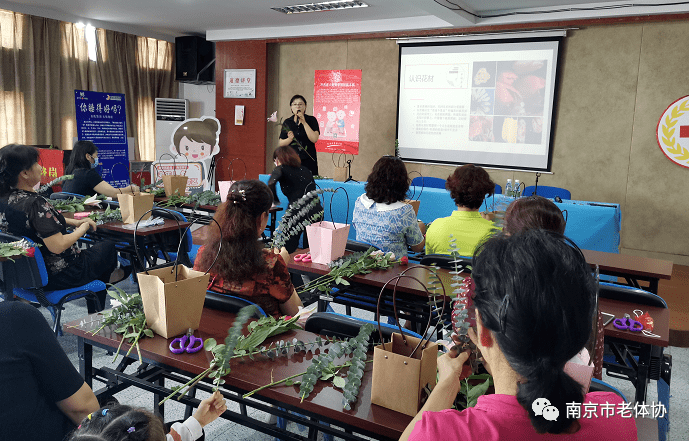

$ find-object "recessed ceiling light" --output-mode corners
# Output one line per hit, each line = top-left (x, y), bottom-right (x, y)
(272, 0), (368, 14)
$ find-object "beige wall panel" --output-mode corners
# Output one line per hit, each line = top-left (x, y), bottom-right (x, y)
(343, 39), (399, 181)
(523, 26), (641, 209)
(623, 21), (689, 259)
(276, 41), (348, 177)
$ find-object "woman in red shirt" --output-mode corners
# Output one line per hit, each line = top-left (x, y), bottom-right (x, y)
(194, 180), (302, 318)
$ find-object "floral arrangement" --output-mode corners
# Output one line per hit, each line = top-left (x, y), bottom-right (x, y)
(88, 206), (122, 225)
(270, 188), (333, 250)
(157, 190), (221, 209)
(0, 238), (36, 261)
(37, 174), (73, 194)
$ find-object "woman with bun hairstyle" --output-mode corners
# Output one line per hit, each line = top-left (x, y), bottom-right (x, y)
(194, 180), (302, 318)
(424, 164), (496, 256)
(401, 230), (637, 441)
(0, 144), (117, 313)
(63, 140), (139, 197)
(503, 194), (566, 235)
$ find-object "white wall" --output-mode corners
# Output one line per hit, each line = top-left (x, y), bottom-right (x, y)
(178, 83), (216, 118)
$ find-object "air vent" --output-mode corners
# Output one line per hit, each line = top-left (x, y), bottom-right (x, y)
(155, 98), (188, 121)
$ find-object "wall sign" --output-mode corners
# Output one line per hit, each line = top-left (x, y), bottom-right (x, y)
(74, 90), (129, 187)
(313, 70), (361, 155)
(657, 96), (689, 169)
(224, 69), (256, 98)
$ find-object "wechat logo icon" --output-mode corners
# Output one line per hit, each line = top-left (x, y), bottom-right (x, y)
(532, 398), (559, 421)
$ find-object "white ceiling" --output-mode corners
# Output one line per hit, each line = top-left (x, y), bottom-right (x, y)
(1, 0), (688, 42)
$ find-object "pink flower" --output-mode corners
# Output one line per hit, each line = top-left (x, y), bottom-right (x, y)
(400, 255), (408, 265)
(284, 315), (293, 320)
(25, 247), (35, 257)
(267, 111), (278, 122)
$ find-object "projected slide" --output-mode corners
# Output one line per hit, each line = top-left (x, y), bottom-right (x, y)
(397, 38), (560, 172)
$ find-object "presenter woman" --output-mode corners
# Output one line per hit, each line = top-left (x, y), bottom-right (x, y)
(0, 144), (118, 313)
(425, 164), (496, 256)
(63, 140), (139, 197)
(278, 95), (320, 176)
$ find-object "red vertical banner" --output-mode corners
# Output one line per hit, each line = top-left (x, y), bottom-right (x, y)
(314, 70), (361, 155)
(37, 149), (65, 185)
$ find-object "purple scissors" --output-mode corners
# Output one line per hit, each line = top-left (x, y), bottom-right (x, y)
(613, 314), (644, 332)
(169, 328), (204, 354)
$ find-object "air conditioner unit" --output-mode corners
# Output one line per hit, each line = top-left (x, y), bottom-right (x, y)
(155, 98), (188, 160)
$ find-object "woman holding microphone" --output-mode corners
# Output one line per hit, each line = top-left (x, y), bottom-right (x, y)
(279, 94), (320, 176)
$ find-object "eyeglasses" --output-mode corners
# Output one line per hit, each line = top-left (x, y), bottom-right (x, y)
(291, 102), (306, 107)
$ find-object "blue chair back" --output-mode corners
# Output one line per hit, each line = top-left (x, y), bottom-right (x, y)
(152, 208), (193, 254)
(411, 176), (447, 189)
(523, 185), (571, 200)
(345, 239), (378, 253)
(204, 291), (267, 318)
(599, 282), (667, 308)
(494, 184), (502, 195)
(50, 192), (86, 200)
(305, 311), (424, 344)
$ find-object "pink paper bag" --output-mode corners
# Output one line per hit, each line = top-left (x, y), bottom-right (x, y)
(218, 181), (235, 203)
(306, 221), (350, 264)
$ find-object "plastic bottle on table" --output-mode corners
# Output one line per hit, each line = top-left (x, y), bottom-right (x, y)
(514, 179), (521, 197)
(505, 179), (513, 197)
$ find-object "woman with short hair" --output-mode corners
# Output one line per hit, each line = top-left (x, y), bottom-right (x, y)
(352, 156), (425, 257)
(401, 230), (637, 440)
(194, 180), (303, 318)
(278, 94), (320, 176)
(63, 140), (139, 197)
(503, 195), (566, 235)
(425, 164), (496, 256)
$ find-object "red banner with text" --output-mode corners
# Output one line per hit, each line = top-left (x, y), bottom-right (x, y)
(314, 70), (361, 155)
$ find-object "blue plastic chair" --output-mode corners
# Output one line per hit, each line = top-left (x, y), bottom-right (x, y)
(204, 291), (267, 318)
(523, 185), (571, 200)
(494, 184), (502, 195)
(411, 176), (446, 189)
(50, 191), (87, 200)
(154, 209), (200, 266)
(3, 234), (106, 335)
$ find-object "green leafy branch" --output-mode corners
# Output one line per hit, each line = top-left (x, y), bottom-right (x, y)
(88, 205), (122, 224)
(90, 286), (154, 363)
(0, 239), (37, 260)
(271, 188), (335, 250)
(455, 373), (493, 409)
(38, 174), (74, 194)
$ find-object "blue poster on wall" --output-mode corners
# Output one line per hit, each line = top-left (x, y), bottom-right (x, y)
(74, 90), (129, 188)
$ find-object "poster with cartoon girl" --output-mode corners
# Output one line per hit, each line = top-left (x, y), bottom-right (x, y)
(152, 117), (220, 193)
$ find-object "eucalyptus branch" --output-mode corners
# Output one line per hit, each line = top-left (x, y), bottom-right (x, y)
(271, 188), (335, 250)
(38, 174), (74, 193)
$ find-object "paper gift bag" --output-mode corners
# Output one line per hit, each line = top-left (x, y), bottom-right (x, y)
(218, 181), (235, 203)
(332, 166), (348, 182)
(305, 221), (350, 264)
(404, 199), (420, 215)
(371, 333), (438, 416)
(332, 151), (349, 182)
(162, 175), (189, 197)
(116, 192), (154, 224)
(137, 265), (210, 338)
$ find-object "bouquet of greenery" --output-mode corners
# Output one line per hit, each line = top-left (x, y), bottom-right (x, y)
(270, 188), (335, 250)
(0, 239), (37, 261)
(37, 174), (74, 194)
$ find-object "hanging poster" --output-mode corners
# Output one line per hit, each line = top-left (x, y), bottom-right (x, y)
(74, 90), (129, 187)
(313, 70), (361, 155)
(224, 69), (256, 98)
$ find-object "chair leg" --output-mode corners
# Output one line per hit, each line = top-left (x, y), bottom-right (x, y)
(53, 307), (63, 336)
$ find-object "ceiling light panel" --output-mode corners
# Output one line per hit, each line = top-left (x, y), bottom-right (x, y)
(272, 0), (369, 14)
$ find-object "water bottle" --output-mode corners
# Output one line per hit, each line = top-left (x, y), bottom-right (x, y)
(514, 179), (521, 198)
(505, 179), (513, 197)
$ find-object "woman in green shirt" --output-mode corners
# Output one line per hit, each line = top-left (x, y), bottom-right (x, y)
(425, 164), (496, 256)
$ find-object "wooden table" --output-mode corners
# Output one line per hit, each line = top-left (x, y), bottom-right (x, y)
(65, 308), (410, 441)
(583, 249), (673, 294)
(289, 250), (670, 403)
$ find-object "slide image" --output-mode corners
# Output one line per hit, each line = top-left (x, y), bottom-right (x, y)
(495, 60), (548, 116)
(469, 116), (494, 142)
(472, 61), (497, 87)
(471, 88), (495, 116)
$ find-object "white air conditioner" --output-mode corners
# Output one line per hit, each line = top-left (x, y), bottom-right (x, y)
(155, 98), (188, 160)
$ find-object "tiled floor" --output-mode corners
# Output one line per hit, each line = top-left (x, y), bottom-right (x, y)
(4, 275), (687, 440)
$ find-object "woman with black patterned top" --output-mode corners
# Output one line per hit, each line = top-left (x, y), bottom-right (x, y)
(0, 144), (117, 313)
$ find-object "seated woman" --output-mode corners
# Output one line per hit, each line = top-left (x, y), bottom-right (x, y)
(0, 301), (100, 441)
(425, 164), (495, 256)
(267, 146), (320, 253)
(352, 156), (425, 257)
(402, 230), (637, 440)
(62, 140), (139, 197)
(503, 195), (566, 235)
(194, 180), (303, 318)
(0, 144), (118, 313)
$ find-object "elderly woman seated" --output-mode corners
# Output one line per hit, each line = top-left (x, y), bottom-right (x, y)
(401, 229), (637, 441)
(425, 164), (496, 256)
(352, 156), (425, 257)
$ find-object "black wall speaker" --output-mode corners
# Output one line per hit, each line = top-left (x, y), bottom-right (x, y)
(175, 36), (215, 84)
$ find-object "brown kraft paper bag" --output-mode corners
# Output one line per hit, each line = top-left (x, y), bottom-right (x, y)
(116, 192), (154, 224)
(137, 265), (210, 338)
(162, 175), (189, 197)
(371, 333), (438, 416)
(404, 199), (420, 216)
